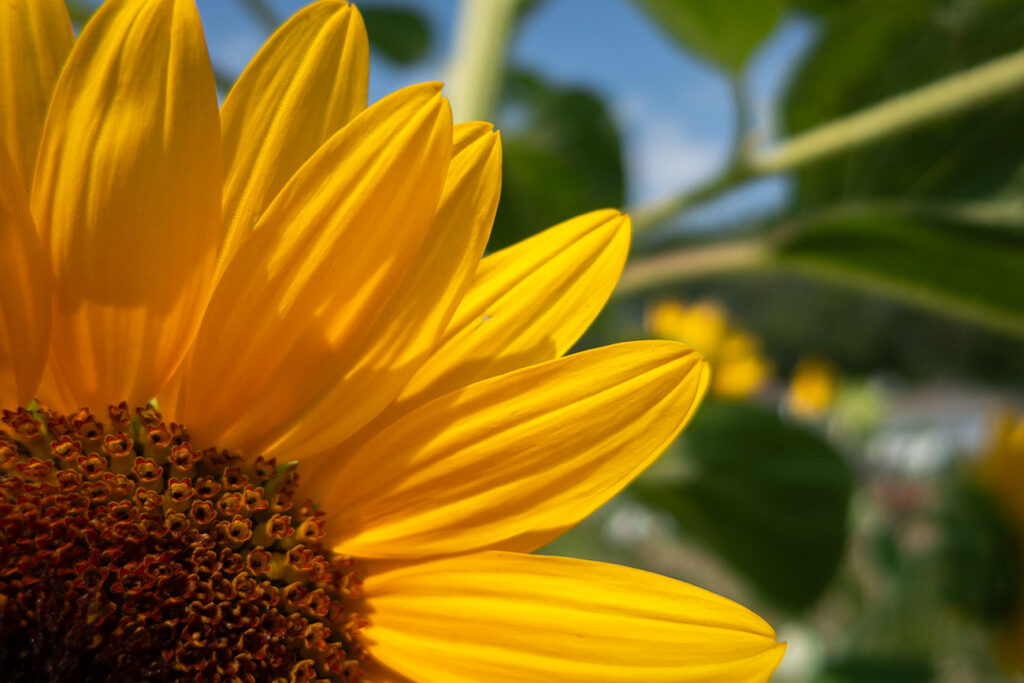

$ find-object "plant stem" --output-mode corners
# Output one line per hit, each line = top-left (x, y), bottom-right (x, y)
(629, 166), (751, 235)
(631, 46), (1024, 234)
(749, 46), (1024, 174)
(614, 239), (771, 296)
(447, 0), (526, 123)
(618, 195), (1024, 304)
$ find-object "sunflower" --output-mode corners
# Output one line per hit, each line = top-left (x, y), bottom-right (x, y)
(0, 0), (785, 680)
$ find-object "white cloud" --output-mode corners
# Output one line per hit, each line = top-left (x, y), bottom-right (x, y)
(613, 95), (728, 205)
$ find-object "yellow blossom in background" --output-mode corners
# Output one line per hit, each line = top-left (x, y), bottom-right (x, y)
(786, 358), (840, 418)
(0, 0), (785, 680)
(975, 414), (1024, 532)
(973, 413), (1024, 672)
(647, 299), (772, 399)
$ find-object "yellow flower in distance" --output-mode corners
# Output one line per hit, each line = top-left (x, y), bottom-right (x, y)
(647, 299), (772, 399)
(974, 413), (1024, 672)
(0, 1), (784, 681)
(976, 414), (1024, 534)
(786, 358), (839, 418)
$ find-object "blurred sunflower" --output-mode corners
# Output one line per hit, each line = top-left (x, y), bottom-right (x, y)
(0, 0), (784, 680)
(647, 299), (772, 399)
(786, 358), (839, 419)
(973, 413), (1024, 672)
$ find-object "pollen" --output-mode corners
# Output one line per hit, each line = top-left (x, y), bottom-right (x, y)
(0, 403), (367, 682)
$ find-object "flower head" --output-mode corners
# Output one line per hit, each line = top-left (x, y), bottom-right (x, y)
(786, 358), (839, 419)
(647, 299), (772, 399)
(972, 413), (1024, 672)
(0, 1), (784, 680)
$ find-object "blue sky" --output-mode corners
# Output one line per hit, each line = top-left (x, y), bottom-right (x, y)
(194, 0), (816, 222)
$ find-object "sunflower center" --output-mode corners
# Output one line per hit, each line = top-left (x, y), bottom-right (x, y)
(0, 403), (366, 682)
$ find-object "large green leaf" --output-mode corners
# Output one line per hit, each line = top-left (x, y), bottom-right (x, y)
(632, 0), (783, 72)
(775, 209), (1024, 336)
(361, 6), (432, 64)
(490, 70), (625, 249)
(763, 0), (1024, 337)
(634, 400), (852, 612)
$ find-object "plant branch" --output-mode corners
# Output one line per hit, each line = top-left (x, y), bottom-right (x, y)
(447, 0), (528, 123)
(618, 195), (1024, 301)
(629, 166), (751, 236)
(614, 238), (772, 296)
(749, 46), (1024, 173)
(631, 46), (1024, 234)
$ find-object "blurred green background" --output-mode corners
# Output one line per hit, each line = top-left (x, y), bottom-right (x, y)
(69, 0), (1024, 679)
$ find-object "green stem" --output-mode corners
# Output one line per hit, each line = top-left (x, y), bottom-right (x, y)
(613, 238), (772, 296)
(629, 166), (750, 235)
(618, 196), (1024, 310)
(631, 46), (1024, 234)
(749, 47), (1024, 174)
(447, 0), (527, 123)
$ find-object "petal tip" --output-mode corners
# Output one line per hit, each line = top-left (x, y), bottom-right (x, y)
(583, 208), (631, 245)
(419, 80), (445, 96)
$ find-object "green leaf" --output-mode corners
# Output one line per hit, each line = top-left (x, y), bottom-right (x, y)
(761, 0), (1024, 343)
(490, 70), (625, 249)
(634, 400), (852, 612)
(775, 209), (1024, 337)
(361, 6), (431, 64)
(632, 0), (782, 72)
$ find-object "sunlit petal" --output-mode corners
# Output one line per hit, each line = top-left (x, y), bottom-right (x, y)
(0, 0), (73, 191)
(174, 83), (451, 454)
(0, 144), (50, 405)
(363, 551), (785, 683)
(218, 0), (368, 274)
(32, 0), (221, 408)
(314, 341), (707, 558)
(394, 210), (630, 414)
(261, 121), (502, 462)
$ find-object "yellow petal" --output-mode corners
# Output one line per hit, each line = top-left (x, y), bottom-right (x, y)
(390, 209), (630, 416)
(258, 121), (502, 462)
(362, 551), (785, 683)
(218, 0), (369, 275)
(314, 341), (707, 558)
(0, 143), (50, 405)
(0, 0), (73, 191)
(174, 83), (451, 454)
(32, 0), (222, 408)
